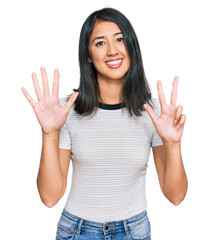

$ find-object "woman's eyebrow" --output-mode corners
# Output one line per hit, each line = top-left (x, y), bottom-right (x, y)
(92, 32), (123, 43)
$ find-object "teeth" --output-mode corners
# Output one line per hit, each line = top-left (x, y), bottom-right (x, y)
(106, 59), (122, 65)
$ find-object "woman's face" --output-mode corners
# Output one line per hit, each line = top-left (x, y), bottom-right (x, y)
(88, 20), (130, 81)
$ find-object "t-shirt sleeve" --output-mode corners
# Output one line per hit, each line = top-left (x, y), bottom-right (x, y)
(151, 127), (163, 147)
(59, 122), (72, 150)
(150, 98), (163, 147)
(59, 97), (72, 150)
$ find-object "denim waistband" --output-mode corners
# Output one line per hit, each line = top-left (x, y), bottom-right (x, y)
(60, 208), (148, 235)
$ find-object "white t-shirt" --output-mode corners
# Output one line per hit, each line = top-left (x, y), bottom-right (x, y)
(59, 97), (163, 223)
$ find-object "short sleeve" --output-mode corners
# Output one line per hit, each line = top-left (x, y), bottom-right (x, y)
(59, 97), (72, 150)
(59, 122), (72, 150)
(150, 98), (163, 147)
(151, 128), (163, 147)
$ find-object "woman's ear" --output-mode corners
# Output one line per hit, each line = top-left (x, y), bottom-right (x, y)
(88, 58), (92, 63)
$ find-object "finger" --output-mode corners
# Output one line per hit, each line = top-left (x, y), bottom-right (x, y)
(175, 105), (183, 121)
(178, 114), (186, 126)
(176, 114), (186, 130)
(32, 72), (42, 101)
(63, 92), (79, 112)
(170, 76), (179, 107)
(21, 87), (36, 109)
(157, 80), (167, 110)
(52, 68), (59, 97)
(143, 103), (159, 123)
(177, 124), (184, 132)
(40, 66), (50, 96)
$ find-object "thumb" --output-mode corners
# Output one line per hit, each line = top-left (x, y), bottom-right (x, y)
(64, 92), (79, 112)
(143, 104), (159, 123)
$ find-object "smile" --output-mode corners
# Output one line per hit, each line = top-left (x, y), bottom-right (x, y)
(106, 59), (123, 69)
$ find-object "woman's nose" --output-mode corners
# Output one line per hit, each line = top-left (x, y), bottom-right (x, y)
(107, 42), (119, 56)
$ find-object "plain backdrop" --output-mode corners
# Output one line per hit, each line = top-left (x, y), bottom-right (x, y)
(0, 0), (209, 239)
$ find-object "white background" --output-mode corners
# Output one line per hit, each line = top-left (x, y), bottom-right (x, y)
(0, 0), (209, 239)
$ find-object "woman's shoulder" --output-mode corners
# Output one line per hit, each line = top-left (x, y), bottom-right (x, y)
(149, 97), (161, 116)
(149, 97), (160, 106)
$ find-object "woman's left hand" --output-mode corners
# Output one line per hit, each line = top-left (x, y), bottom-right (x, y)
(143, 76), (186, 144)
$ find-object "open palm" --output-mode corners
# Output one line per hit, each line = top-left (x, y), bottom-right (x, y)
(21, 67), (79, 135)
(144, 76), (186, 143)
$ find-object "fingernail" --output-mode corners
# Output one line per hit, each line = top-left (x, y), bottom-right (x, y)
(176, 124), (181, 130)
(174, 120), (178, 124)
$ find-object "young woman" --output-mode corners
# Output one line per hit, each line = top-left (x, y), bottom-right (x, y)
(22, 7), (188, 240)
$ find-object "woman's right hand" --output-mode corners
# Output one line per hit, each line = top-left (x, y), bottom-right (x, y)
(21, 67), (79, 135)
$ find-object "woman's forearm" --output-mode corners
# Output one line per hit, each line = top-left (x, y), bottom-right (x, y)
(37, 131), (63, 207)
(163, 141), (188, 205)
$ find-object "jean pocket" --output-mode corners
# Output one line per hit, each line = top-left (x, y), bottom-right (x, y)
(56, 216), (77, 240)
(128, 215), (151, 240)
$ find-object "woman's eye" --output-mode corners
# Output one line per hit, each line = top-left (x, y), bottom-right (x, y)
(95, 38), (123, 46)
(117, 38), (124, 42)
(96, 41), (105, 46)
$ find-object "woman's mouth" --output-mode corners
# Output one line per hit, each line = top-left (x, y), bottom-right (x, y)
(106, 59), (123, 69)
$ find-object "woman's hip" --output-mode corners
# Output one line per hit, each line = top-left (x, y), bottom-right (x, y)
(55, 208), (151, 240)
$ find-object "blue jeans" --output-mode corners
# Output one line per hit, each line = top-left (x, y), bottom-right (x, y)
(56, 208), (151, 240)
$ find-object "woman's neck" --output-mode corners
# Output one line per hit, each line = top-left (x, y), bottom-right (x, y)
(97, 76), (123, 104)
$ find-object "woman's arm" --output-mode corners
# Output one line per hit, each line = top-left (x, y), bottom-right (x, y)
(37, 131), (67, 207)
(144, 76), (187, 205)
(152, 143), (188, 205)
(21, 67), (78, 207)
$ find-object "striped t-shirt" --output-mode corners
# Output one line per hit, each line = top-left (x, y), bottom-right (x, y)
(59, 97), (163, 223)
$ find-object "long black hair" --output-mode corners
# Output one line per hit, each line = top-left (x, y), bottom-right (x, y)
(67, 7), (154, 117)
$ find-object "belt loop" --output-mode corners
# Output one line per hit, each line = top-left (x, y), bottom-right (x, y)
(123, 220), (129, 236)
(76, 218), (84, 236)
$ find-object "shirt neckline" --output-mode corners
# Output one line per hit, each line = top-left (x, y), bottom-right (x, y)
(98, 102), (125, 110)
